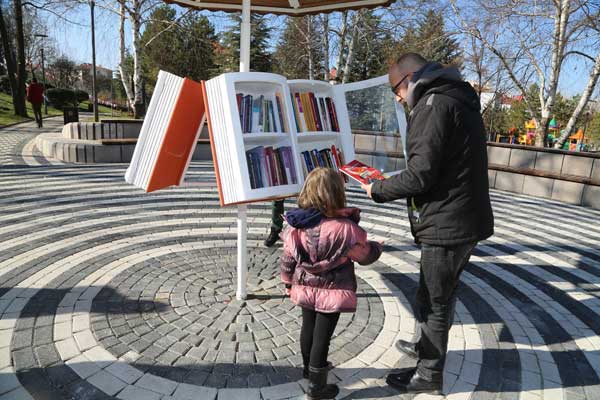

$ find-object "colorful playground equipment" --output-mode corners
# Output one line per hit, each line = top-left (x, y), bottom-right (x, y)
(566, 128), (590, 151)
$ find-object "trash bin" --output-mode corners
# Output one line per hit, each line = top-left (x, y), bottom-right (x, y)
(63, 107), (79, 124)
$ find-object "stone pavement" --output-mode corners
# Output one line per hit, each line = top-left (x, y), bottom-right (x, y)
(1, 120), (600, 399)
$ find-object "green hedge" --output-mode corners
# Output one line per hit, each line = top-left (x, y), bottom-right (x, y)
(46, 88), (89, 109)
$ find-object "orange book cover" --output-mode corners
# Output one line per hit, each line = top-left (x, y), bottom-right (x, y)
(340, 159), (387, 185)
(146, 78), (205, 192)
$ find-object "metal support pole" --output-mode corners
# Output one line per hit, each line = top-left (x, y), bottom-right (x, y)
(35, 34), (48, 115)
(41, 47), (47, 115)
(90, 0), (99, 122)
(236, 0), (251, 301)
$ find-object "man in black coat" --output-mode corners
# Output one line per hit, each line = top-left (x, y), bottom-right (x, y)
(362, 53), (494, 394)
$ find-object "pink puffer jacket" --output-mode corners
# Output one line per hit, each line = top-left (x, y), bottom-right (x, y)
(280, 207), (382, 313)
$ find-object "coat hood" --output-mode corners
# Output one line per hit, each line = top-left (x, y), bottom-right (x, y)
(284, 207), (361, 229)
(406, 62), (480, 112)
(284, 208), (323, 229)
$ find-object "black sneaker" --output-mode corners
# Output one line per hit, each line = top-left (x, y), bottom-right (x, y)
(264, 228), (281, 247)
(395, 339), (418, 359)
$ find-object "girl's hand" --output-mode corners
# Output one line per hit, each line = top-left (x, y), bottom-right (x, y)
(285, 288), (291, 296)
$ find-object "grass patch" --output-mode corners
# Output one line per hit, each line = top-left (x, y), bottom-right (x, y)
(0, 93), (128, 127)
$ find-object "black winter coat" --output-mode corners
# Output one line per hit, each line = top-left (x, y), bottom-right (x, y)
(371, 64), (494, 246)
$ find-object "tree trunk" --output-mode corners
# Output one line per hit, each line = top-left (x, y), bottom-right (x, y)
(306, 16), (313, 80)
(334, 11), (348, 76)
(0, 5), (20, 115)
(131, 2), (144, 118)
(536, 0), (570, 148)
(554, 53), (600, 149)
(118, 1), (134, 114)
(322, 14), (330, 81)
(341, 11), (361, 84)
(12, 0), (27, 117)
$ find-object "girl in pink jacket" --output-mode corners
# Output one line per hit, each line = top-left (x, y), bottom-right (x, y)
(280, 168), (382, 400)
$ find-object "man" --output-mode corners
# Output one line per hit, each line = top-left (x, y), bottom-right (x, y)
(264, 199), (284, 247)
(362, 53), (494, 394)
(26, 78), (44, 128)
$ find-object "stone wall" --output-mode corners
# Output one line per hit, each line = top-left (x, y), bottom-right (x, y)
(487, 143), (600, 209)
(38, 120), (212, 163)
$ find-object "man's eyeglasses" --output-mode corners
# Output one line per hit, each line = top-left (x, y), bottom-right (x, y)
(390, 73), (412, 96)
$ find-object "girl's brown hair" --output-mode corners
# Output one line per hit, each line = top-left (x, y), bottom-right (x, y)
(297, 168), (346, 217)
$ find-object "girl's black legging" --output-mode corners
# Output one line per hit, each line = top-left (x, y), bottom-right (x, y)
(300, 308), (341, 369)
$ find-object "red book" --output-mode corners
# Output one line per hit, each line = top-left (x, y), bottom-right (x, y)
(340, 160), (387, 185)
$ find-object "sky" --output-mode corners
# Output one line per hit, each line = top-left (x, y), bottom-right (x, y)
(40, 3), (597, 99)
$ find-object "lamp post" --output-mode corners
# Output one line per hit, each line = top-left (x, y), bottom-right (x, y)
(34, 33), (48, 115)
(90, 0), (98, 122)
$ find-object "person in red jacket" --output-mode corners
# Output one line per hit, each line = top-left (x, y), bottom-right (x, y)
(26, 78), (44, 128)
(280, 167), (382, 400)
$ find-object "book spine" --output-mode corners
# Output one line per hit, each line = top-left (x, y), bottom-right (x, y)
(246, 151), (256, 189)
(295, 93), (306, 132)
(290, 92), (300, 132)
(269, 100), (278, 133)
(264, 147), (272, 186)
(318, 97), (329, 131)
(266, 147), (278, 186)
(320, 149), (332, 168)
(300, 151), (309, 176)
(302, 151), (313, 172)
(258, 95), (264, 133)
(303, 93), (315, 131)
(284, 147), (297, 184)
(309, 92), (322, 131)
(329, 97), (340, 131)
(237, 93), (243, 125)
(275, 148), (287, 185)
(275, 94), (286, 133)
(258, 149), (268, 187)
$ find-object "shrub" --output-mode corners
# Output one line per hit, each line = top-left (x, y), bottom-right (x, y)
(46, 88), (79, 109)
(0, 75), (11, 94)
(75, 90), (89, 103)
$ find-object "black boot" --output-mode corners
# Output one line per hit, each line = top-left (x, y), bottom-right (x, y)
(264, 228), (281, 247)
(395, 339), (418, 359)
(386, 369), (441, 395)
(303, 361), (333, 379)
(307, 365), (339, 400)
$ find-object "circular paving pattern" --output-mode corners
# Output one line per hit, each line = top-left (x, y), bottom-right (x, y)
(1, 124), (600, 399)
(89, 247), (383, 388)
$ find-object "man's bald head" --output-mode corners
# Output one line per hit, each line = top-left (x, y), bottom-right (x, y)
(390, 53), (427, 77)
(389, 53), (428, 104)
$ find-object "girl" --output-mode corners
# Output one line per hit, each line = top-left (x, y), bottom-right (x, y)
(280, 168), (383, 400)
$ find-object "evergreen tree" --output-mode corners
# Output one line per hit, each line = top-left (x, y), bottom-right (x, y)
(142, 6), (218, 90)
(346, 11), (394, 82)
(273, 16), (323, 79)
(393, 9), (462, 68)
(216, 14), (273, 73)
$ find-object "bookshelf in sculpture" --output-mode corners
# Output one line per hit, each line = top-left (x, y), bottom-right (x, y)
(125, 70), (406, 208)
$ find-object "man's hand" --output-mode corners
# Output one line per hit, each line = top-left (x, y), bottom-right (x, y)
(361, 183), (373, 199)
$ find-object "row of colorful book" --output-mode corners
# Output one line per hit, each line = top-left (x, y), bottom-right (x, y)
(291, 92), (340, 133)
(300, 145), (345, 175)
(237, 93), (287, 134)
(246, 145), (298, 189)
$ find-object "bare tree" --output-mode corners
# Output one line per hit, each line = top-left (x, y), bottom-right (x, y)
(0, 4), (22, 116)
(451, 0), (598, 147)
(555, 4), (600, 148)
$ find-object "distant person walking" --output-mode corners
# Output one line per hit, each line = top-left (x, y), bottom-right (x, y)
(26, 78), (44, 128)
